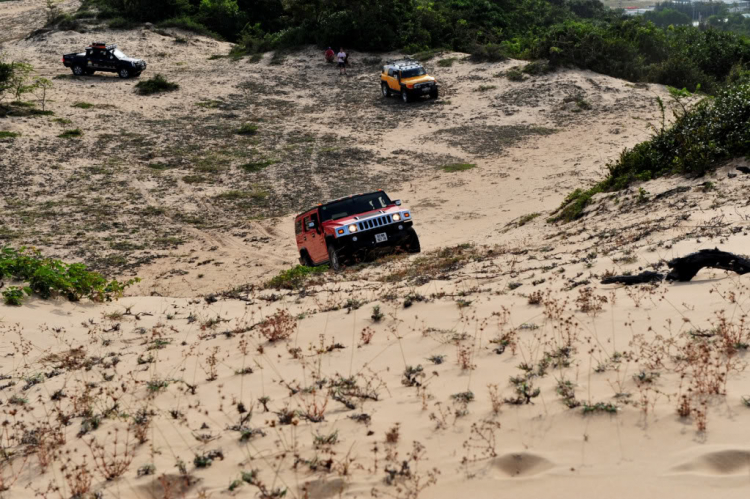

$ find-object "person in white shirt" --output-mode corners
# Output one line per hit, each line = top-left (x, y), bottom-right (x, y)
(337, 48), (347, 75)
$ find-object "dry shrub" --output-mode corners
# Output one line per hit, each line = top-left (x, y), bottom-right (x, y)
(487, 384), (503, 414)
(575, 287), (608, 315)
(461, 420), (501, 464)
(385, 423), (400, 444)
(259, 310), (296, 342)
(86, 429), (135, 481)
(360, 327), (375, 345)
(456, 343), (475, 371)
(527, 290), (544, 305)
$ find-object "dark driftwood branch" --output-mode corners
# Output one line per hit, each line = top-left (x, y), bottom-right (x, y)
(601, 271), (663, 285)
(601, 249), (750, 285)
(666, 248), (750, 281)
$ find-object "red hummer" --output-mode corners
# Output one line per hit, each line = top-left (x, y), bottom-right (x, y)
(294, 191), (420, 271)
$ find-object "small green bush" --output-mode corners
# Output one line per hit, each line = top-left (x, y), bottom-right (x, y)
(0, 131), (20, 139)
(58, 128), (83, 139)
(236, 123), (258, 135)
(505, 68), (525, 81)
(470, 43), (506, 62)
(134, 74), (179, 96)
(72, 102), (94, 109)
(440, 163), (476, 172)
(266, 265), (327, 290)
(0, 246), (138, 304)
(438, 58), (457, 67)
(2, 286), (31, 306)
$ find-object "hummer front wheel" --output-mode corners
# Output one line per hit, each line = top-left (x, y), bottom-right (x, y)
(404, 228), (421, 253)
(327, 243), (342, 272)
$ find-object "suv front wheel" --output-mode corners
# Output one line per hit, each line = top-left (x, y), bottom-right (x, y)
(381, 82), (390, 97)
(401, 89), (410, 103)
(327, 243), (342, 272)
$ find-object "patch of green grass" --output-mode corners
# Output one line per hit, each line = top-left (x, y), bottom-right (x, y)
(266, 265), (328, 290)
(269, 51), (286, 65)
(440, 163), (476, 173)
(134, 74), (179, 96)
(72, 102), (95, 109)
(522, 60), (553, 76)
(0, 131), (20, 140)
(182, 175), (209, 184)
(413, 49), (439, 62)
(208, 54), (225, 60)
(438, 57), (457, 67)
(58, 128), (83, 139)
(517, 212), (540, 227)
(475, 85), (496, 92)
(196, 100), (222, 108)
(52, 118), (72, 125)
(249, 53), (263, 64)
(236, 123), (258, 135)
(505, 68), (526, 81)
(240, 159), (276, 172)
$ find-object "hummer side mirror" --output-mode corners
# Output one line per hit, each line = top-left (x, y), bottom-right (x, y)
(394, 200), (402, 206)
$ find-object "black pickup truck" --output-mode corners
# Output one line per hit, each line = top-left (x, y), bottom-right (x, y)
(62, 42), (147, 79)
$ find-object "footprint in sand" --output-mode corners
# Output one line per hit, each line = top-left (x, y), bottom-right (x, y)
(671, 449), (750, 476)
(493, 452), (554, 478)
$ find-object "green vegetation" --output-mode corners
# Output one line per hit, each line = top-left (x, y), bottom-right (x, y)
(0, 131), (20, 139)
(72, 101), (95, 109)
(440, 163), (476, 173)
(437, 57), (457, 67)
(553, 82), (750, 222)
(0, 246), (138, 305)
(236, 123), (258, 135)
(266, 265), (328, 290)
(58, 128), (83, 139)
(82, 1), (749, 93)
(134, 74), (179, 95)
(240, 159), (276, 173)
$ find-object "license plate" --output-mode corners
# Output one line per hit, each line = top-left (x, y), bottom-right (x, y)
(375, 233), (388, 243)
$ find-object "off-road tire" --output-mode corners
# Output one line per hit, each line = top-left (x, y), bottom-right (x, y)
(299, 251), (314, 267)
(72, 65), (84, 76)
(430, 87), (439, 99)
(404, 228), (421, 253)
(401, 88), (410, 103)
(118, 68), (130, 79)
(381, 82), (390, 97)
(327, 243), (342, 272)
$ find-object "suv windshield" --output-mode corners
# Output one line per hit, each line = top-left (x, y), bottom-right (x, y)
(320, 192), (392, 221)
(113, 49), (128, 59)
(401, 67), (426, 78)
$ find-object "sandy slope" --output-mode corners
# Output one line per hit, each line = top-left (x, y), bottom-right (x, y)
(3, 3), (750, 499)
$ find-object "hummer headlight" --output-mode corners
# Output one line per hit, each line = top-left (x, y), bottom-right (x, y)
(392, 214), (401, 221)
(348, 224), (358, 233)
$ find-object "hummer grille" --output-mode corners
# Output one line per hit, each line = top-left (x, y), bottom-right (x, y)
(357, 215), (392, 231)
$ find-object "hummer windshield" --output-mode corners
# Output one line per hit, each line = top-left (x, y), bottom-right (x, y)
(320, 192), (393, 221)
(401, 67), (426, 78)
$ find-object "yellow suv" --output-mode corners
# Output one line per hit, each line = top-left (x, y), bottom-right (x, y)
(381, 60), (439, 102)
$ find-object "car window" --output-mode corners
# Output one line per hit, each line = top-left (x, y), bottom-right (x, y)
(401, 67), (426, 78)
(113, 49), (128, 59)
(294, 219), (302, 235)
(388, 69), (394, 77)
(320, 192), (392, 222)
(303, 216), (311, 231)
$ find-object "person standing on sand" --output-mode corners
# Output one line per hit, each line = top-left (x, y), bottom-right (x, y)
(337, 48), (347, 75)
(325, 47), (335, 63)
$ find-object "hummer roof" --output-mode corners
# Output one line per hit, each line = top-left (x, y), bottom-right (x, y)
(297, 190), (390, 218)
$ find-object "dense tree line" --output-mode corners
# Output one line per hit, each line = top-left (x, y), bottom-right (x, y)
(84, 0), (749, 92)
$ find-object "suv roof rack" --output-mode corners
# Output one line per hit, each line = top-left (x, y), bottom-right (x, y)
(385, 58), (422, 68)
(90, 42), (116, 50)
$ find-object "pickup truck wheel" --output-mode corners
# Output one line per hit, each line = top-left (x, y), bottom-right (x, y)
(404, 228), (421, 253)
(430, 87), (439, 99)
(72, 65), (84, 76)
(327, 243), (342, 272)
(401, 89), (410, 103)
(381, 82), (390, 97)
(118, 68), (130, 79)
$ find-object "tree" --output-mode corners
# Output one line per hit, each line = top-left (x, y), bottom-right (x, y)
(34, 78), (53, 111)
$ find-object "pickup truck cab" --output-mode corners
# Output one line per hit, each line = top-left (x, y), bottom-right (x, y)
(381, 59), (438, 103)
(63, 42), (146, 79)
(295, 191), (420, 271)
